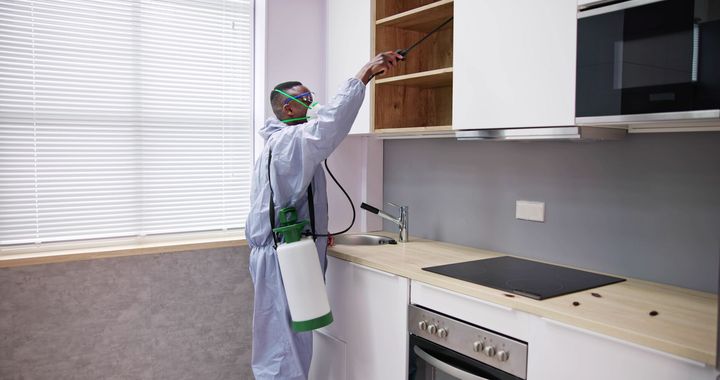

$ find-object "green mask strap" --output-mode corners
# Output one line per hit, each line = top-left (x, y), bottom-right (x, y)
(274, 88), (312, 109)
(280, 116), (310, 123)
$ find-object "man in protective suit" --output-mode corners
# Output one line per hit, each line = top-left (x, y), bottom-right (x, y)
(245, 51), (403, 379)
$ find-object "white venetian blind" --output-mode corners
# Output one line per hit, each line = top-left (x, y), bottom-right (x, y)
(0, 0), (253, 247)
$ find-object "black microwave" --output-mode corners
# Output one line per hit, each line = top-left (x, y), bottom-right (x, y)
(575, 0), (720, 127)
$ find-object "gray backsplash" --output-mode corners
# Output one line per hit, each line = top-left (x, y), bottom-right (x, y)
(383, 132), (720, 293)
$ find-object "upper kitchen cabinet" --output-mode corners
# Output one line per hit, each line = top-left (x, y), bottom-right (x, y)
(372, 0), (455, 137)
(327, 0), (372, 135)
(452, 0), (576, 130)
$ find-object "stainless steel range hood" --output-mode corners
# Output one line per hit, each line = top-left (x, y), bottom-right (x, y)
(455, 126), (626, 141)
(576, 110), (720, 133)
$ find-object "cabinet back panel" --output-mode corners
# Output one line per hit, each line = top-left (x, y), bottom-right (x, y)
(375, 85), (452, 128)
(376, 25), (453, 76)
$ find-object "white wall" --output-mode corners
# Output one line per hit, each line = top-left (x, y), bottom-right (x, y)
(264, 0), (326, 116)
(326, 136), (383, 234)
(259, 0), (382, 234)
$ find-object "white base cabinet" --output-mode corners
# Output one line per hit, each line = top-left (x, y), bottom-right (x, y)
(309, 330), (347, 380)
(311, 256), (409, 380)
(412, 281), (719, 380)
(349, 261), (409, 379)
(527, 318), (718, 380)
(315, 266), (718, 380)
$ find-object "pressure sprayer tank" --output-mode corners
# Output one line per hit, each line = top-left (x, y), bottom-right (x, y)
(273, 207), (333, 332)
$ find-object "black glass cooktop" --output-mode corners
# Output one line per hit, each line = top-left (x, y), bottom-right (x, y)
(423, 256), (625, 300)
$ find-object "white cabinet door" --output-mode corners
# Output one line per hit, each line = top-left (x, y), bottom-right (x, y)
(310, 329), (347, 380)
(310, 256), (351, 379)
(527, 317), (719, 380)
(327, 0), (371, 135)
(319, 257), (409, 379)
(348, 262), (409, 380)
(453, 0), (576, 130)
(321, 255), (353, 341)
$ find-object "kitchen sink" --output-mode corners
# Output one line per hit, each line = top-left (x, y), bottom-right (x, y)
(332, 234), (397, 246)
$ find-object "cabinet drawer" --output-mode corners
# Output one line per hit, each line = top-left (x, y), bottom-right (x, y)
(411, 281), (532, 341)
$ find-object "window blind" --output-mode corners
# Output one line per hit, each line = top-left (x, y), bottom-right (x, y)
(0, 0), (253, 247)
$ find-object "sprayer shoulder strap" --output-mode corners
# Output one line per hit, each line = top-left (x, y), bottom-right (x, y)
(307, 184), (317, 241)
(267, 150), (278, 249)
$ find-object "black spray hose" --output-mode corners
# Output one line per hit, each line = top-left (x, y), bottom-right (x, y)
(308, 159), (356, 237)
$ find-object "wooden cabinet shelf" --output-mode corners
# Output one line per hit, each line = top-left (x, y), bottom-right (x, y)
(375, 67), (452, 88)
(373, 125), (453, 136)
(376, 0), (453, 33)
(373, 0), (453, 132)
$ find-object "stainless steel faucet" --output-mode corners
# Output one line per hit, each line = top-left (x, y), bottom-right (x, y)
(360, 202), (409, 243)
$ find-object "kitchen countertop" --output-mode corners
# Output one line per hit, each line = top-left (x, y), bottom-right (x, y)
(328, 234), (717, 366)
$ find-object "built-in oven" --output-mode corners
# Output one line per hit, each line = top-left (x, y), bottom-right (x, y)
(408, 304), (528, 380)
(575, 0), (720, 126)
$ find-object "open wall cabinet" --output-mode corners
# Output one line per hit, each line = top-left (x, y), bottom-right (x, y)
(371, 0), (454, 136)
(369, 0), (578, 136)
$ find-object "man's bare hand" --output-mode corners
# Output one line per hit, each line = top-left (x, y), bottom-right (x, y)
(356, 51), (404, 84)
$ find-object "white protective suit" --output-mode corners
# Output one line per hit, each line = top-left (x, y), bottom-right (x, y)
(245, 77), (366, 379)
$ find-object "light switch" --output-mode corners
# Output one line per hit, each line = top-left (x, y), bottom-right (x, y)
(516, 201), (545, 222)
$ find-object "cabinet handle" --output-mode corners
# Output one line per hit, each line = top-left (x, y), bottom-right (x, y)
(540, 317), (706, 368)
(413, 346), (490, 380)
(351, 262), (397, 278)
(460, 292), (514, 312)
(417, 282), (514, 312)
(313, 328), (347, 345)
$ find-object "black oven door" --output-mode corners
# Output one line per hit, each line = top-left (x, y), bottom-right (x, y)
(409, 335), (524, 380)
(576, 0), (720, 118)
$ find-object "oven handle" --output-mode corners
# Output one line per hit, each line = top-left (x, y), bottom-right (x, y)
(413, 346), (490, 380)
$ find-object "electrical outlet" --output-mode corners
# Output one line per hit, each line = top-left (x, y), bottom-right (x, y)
(516, 201), (545, 222)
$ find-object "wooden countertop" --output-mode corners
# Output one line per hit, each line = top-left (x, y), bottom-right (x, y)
(328, 234), (717, 366)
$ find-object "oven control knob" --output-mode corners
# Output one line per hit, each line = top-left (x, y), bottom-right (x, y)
(496, 350), (510, 362)
(436, 328), (448, 338)
(427, 324), (438, 335)
(418, 321), (428, 331)
(472, 341), (484, 352)
(483, 345), (496, 357)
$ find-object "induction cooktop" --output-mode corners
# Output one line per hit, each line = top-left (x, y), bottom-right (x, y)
(423, 256), (625, 300)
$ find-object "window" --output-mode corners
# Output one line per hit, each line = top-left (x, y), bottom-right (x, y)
(0, 0), (253, 248)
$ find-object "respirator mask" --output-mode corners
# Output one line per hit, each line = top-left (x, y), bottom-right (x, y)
(305, 102), (323, 120)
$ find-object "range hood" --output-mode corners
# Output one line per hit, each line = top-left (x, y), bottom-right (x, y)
(455, 126), (626, 141)
(576, 110), (720, 133)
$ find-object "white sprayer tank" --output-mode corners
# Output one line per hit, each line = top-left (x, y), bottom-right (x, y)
(273, 207), (333, 332)
(276, 238), (333, 331)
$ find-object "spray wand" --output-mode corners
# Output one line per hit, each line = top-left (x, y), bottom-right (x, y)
(368, 16), (454, 81)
